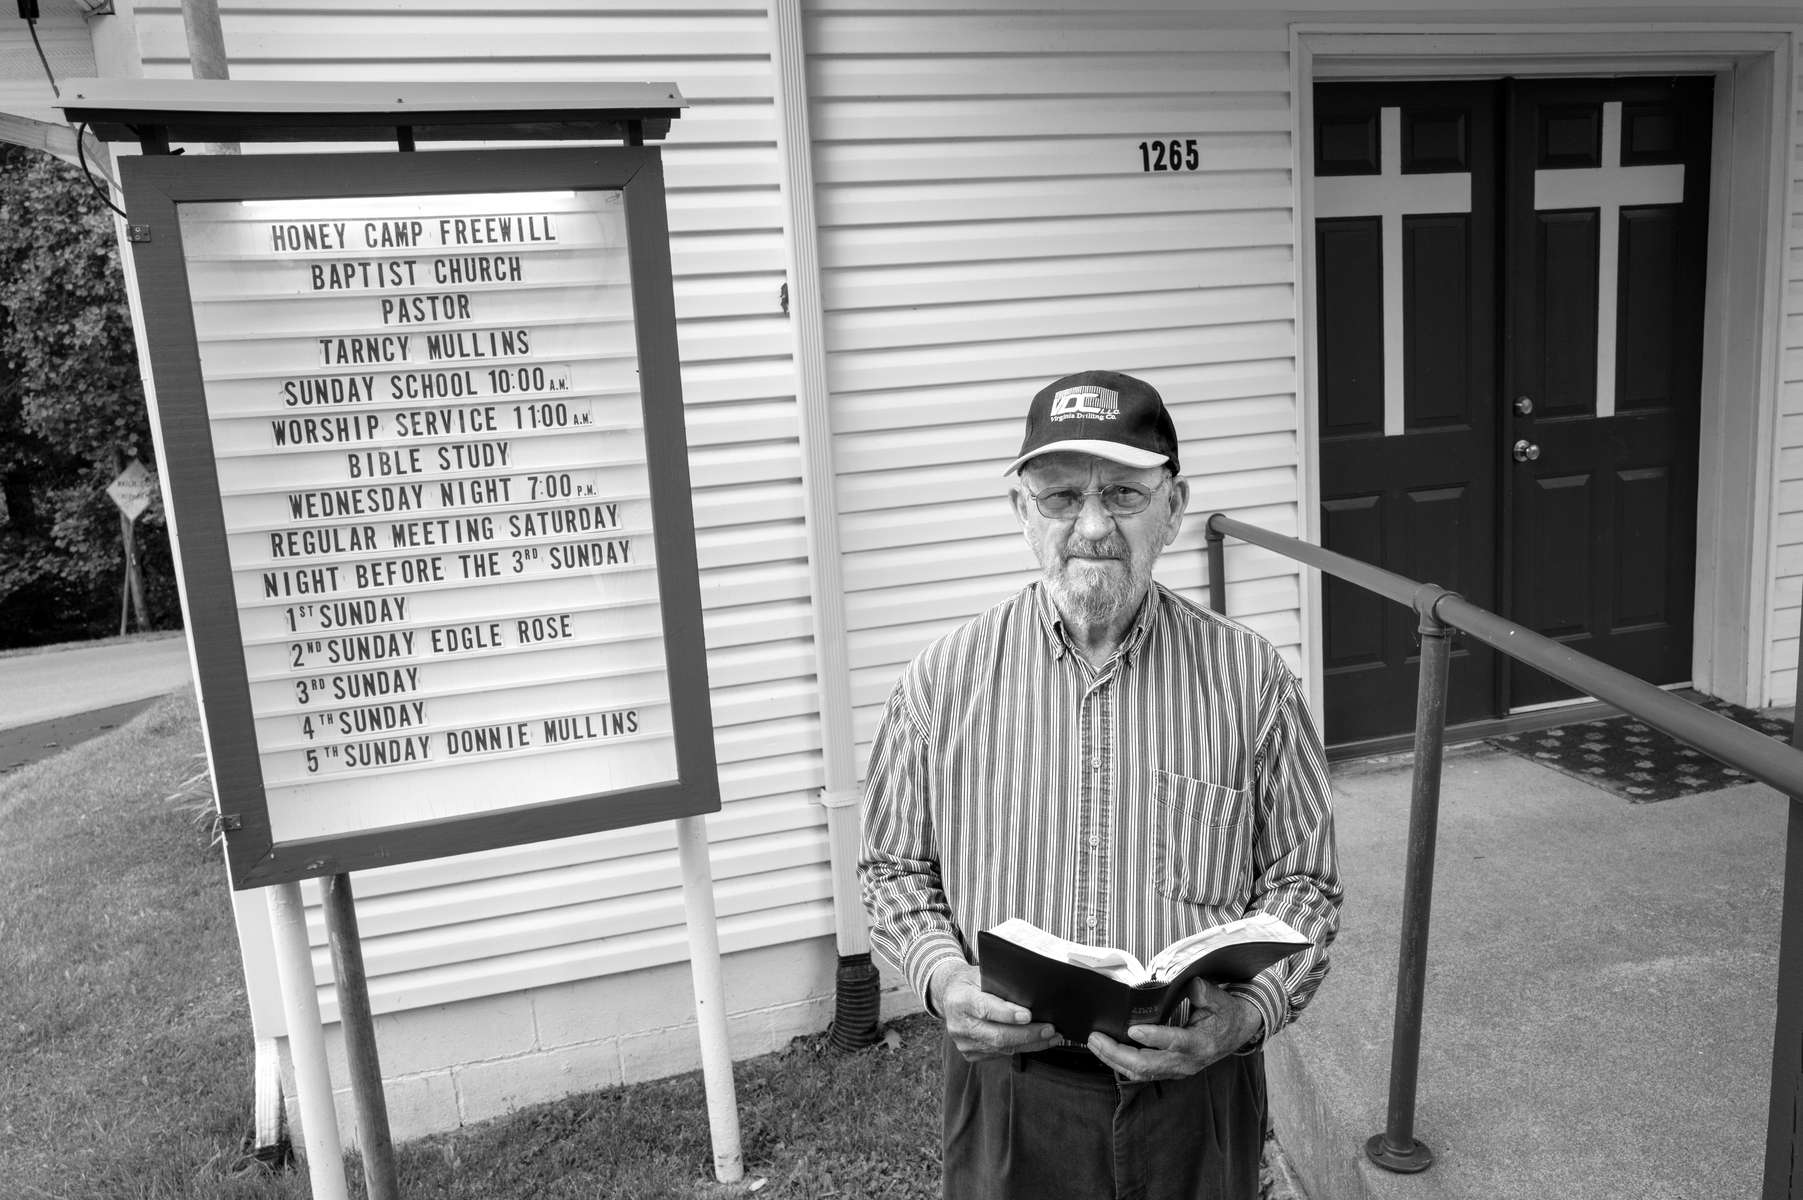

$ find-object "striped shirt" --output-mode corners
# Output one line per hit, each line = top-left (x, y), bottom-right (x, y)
(859, 580), (1341, 1043)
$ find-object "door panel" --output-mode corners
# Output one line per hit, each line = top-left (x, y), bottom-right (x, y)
(1406, 216), (1475, 428)
(1618, 208), (1680, 409)
(1533, 211), (1599, 415)
(1316, 220), (1386, 437)
(1322, 495), (1387, 677)
(1517, 473), (1591, 638)
(1614, 467), (1673, 628)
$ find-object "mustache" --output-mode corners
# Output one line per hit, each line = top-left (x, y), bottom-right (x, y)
(1062, 535), (1128, 559)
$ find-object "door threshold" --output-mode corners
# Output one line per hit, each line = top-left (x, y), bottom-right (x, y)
(1327, 698), (1626, 763)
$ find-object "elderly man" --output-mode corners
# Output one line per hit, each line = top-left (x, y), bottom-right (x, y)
(860, 370), (1341, 1200)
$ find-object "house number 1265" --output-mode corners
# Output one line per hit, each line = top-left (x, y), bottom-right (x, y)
(1139, 139), (1200, 172)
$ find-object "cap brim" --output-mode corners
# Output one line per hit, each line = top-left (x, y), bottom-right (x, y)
(1004, 440), (1171, 476)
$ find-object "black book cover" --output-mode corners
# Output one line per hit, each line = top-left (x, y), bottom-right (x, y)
(976, 925), (1309, 1045)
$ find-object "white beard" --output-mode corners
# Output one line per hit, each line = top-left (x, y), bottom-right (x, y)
(1043, 543), (1152, 629)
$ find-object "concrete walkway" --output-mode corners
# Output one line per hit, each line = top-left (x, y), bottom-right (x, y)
(1268, 744), (1784, 1200)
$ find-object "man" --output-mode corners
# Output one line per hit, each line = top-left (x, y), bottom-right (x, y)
(860, 370), (1341, 1200)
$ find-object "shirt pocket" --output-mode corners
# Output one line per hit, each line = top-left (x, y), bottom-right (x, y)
(1154, 770), (1253, 907)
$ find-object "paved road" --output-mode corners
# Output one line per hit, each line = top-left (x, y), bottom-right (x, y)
(0, 634), (192, 730)
(0, 635), (193, 772)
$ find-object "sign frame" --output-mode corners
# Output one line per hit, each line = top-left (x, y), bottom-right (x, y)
(122, 147), (719, 888)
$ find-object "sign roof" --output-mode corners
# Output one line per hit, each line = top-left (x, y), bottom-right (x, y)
(57, 79), (686, 146)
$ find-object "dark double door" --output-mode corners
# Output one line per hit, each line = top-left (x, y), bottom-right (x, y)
(1314, 77), (1713, 745)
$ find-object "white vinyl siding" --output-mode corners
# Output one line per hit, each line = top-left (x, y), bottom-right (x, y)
(804, 3), (1308, 764)
(0, 4), (94, 158)
(124, 1), (830, 1023)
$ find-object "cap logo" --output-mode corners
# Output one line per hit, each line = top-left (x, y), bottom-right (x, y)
(1049, 385), (1119, 422)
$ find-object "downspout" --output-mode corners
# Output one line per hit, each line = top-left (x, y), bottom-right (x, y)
(179, 0), (229, 84)
(765, 0), (879, 1049)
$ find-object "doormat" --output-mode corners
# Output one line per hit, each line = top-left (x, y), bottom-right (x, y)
(1487, 696), (1794, 802)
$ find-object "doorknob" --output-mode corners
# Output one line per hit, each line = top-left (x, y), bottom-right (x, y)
(1512, 439), (1541, 463)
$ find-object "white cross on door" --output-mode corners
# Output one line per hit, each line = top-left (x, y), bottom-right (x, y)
(1533, 101), (1686, 419)
(1313, 106), (1473, 438)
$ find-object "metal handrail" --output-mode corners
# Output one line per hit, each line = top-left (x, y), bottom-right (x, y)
(1204, 511), (1803, 1175)
(1206, 512), (1803, 796)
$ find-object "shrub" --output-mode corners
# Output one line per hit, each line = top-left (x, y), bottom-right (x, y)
(0, 142), (178, 646)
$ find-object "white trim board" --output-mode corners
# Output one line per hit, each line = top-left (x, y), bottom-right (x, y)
(1291, 24), (1796, 713)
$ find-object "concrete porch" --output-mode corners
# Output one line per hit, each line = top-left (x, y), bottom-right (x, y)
(1268, 741), (1785, 1200)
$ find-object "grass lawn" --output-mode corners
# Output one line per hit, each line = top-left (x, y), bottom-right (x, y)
(1, 692), (942, 1199)
(1, 692), (290, 1199)
(2, 690), (1298, 1199)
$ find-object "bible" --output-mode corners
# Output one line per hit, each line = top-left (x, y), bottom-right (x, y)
(976, 913), (1312, 1044)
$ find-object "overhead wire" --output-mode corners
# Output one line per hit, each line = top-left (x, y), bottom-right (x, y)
(21, 12), (129, 218)
(77, 123), (127, 218)
(24, 12), (59, 99)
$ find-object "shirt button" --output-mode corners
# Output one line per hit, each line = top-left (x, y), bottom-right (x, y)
(1090, 755), (1102, 769)
(1088, 835), (1100, 848)
(1086, 915), (1098, 928)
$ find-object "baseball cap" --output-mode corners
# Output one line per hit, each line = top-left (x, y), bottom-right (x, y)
(1004, 370), (1181, 476)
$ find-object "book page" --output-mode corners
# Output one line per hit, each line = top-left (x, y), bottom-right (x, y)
(1144, 913), (1309, 983)
(986, 918), (1148, 984)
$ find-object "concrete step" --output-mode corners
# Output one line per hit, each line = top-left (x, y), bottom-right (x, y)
(1267, 745), (1782, 1200)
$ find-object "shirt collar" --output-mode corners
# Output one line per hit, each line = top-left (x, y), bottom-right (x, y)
(1031, 580), (1162, 664)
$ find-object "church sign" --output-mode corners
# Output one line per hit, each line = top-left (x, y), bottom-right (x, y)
(122, 148), (718, 888)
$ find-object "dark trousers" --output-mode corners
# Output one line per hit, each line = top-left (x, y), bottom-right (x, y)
(941, 1038), (1266, 1200)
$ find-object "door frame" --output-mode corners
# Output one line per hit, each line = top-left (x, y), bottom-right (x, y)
(1289, 24), (1797, 725)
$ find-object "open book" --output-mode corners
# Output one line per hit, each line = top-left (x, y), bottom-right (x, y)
(976, 913), (1311, 1045)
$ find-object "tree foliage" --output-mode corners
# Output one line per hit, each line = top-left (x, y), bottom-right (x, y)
(0, 142), (178, 647)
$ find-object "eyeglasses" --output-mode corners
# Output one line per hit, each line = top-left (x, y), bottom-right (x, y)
(1024, 479), (1167, 519)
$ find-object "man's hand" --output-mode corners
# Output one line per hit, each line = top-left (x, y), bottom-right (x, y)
(1086, 979), (1262, 1081)
(932, 962), (1059, 1061)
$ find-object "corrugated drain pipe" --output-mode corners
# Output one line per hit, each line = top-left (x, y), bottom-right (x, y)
(766, 0), (880, 1050)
